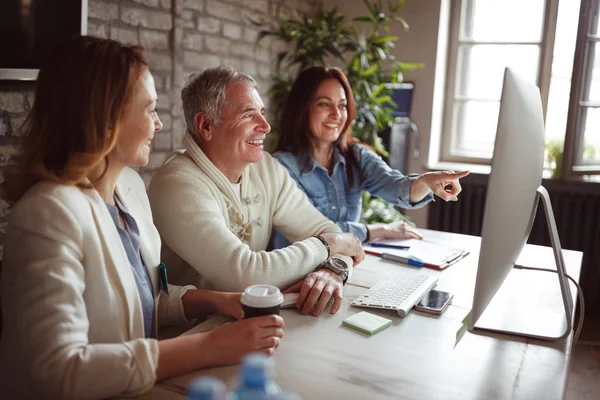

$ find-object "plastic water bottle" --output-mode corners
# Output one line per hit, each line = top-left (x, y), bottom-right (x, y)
(232, 353), (281, 400)
(188, 376), (227, 400)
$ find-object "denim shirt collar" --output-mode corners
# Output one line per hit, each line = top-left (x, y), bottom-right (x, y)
(300, 146), (347, 176)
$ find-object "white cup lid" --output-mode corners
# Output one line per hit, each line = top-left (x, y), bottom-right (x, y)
(241, 284), (283, 308)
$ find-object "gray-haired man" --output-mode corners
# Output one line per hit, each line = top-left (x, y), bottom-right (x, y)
(148, 66), (364, 317)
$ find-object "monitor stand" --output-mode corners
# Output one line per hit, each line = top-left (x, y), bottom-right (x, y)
(472, 186), (575, 341)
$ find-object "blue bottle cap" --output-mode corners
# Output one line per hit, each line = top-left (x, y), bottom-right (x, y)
(188, 376), (226, 400)
(241, 353), (274, 388)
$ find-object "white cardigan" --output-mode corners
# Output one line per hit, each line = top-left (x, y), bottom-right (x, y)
(0, 168), (195, 399)
(148, 132), (352, 292)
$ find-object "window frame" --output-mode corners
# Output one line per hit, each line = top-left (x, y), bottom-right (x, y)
(440, 0), (560, 165)
(563, 0), (600, 178)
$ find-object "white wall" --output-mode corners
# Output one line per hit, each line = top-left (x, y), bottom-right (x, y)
(324, 0), (446, 228)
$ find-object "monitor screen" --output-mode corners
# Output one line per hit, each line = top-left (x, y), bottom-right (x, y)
(0, 0), (87, 80)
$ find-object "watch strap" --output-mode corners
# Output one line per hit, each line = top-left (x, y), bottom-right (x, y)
(314, 235), (331, 258)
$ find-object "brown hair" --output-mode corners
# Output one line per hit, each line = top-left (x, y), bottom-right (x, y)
(274, 66), (361, 187)
(3, 35), (147, 204)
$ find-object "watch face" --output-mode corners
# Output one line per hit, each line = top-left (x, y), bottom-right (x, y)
(330, 258), (349, 272)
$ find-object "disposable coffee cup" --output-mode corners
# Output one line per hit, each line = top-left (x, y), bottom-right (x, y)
(241, 284), (283, 319)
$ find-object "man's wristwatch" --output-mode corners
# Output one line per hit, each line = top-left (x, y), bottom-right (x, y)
(319, 257), (349, 284)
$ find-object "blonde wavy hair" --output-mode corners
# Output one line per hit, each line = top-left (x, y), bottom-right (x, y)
(3, 36), (147, 205)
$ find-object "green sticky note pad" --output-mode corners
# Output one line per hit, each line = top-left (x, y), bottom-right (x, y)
(342, 311), (392, 335)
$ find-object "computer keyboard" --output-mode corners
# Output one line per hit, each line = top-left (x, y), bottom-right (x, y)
(351, 274), (439, 317)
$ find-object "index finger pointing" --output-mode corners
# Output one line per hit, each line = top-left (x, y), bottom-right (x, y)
(447, 170), (470, 179)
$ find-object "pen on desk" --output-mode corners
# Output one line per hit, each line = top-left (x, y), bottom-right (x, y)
(368, 243), (410, 250)
(381, 253), (425, 267)
(364, 249), (430, 268)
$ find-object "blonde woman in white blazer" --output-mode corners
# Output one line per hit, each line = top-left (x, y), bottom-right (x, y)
(0, 36), (284, 399)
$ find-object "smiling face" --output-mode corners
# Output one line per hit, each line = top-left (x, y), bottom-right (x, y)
(308, 78), (348, 149)
(110, 67), (162, 168)
(200, 82), (271, 182)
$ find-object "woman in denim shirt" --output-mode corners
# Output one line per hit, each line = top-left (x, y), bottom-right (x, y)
(272, 67), (469, 248)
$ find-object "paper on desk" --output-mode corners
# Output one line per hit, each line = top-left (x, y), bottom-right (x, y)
(364, 239), (466, 266)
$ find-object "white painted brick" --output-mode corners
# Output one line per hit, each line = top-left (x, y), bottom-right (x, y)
(157, 92), (172, 111)
(205, 36), (231, 54)
(146, 52), (172, 71)
(230, 42), (255, 58)
(147, 151), (169, 170)
(0, 118), (8, 137)
(184, 0), (204, 11)
(243, 26), (259, 43)
(121, 7), (173, 30)
(0, 198), (8, 219)
(110, 27), (139, 45)
(223, 22), (242, 40)
(172, 118), (186, 149)
(88, 1), (119, 21)
(257, 62), (272, 79)
(154, 74), (166, 90)
(171, 95), (184, 117)
(206, 0), (242, 22)
(241, 59), (257, 76)
(152, 131), (172, 150)
(132, 0), (160, 7)
(173, 0), (183, 14)
(238, 0), (269, 12)
(0, 143), (20, 166)
(183, 52), (221, 70)
(183, 32), (204, 50)
(24, 92), (34, 111)
(196, 16), (220, 34)
(222, 57), (243, 71)
(87, 21), (108, 39)
(0, 93), (25, 113)
(10, 116), (26, 136)
(159, 113), (173, 131)
(243, 10), (263, 27)
(141, 30), (170, 50)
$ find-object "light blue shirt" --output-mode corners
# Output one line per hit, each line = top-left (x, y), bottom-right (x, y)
(272, 144), (433, 248)
(105, 196), (155, 338)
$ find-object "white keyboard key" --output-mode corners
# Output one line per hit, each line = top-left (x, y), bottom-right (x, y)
(351, 274), (438, 317)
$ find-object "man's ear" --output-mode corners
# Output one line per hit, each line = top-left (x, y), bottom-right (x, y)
(194, 112), (213, 141)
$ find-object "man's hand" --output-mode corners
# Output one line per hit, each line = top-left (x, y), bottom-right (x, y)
(319, 232), (364, 266)
(283, 269), (343, 316)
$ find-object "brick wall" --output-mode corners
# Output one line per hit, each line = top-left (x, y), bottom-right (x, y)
(0, 0), (317, 258)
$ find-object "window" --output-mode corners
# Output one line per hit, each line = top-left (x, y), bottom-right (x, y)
(441, 0), (600, 179)
(564, 0), (600, 177)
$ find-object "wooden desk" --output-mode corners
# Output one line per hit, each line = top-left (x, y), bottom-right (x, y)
(155, 229), (582, 400)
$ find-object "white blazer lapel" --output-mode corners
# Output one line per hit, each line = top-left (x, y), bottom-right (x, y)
(82, 185), (143, 339)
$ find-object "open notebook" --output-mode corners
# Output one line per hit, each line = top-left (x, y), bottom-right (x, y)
(363, 239), (469, 270)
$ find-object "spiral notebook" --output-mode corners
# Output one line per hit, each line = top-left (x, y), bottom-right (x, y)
(364, 239), (469, 270)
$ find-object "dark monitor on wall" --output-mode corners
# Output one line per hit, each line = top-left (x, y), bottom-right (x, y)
(385, 82), (414, 118)
(0, 0), (88, 81)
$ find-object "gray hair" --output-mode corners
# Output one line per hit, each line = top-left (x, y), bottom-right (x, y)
(181, 66), (257, 136)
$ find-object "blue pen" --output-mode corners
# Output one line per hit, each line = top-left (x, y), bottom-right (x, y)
(381, 253), (425, 267)
(369, 243), (410, 250)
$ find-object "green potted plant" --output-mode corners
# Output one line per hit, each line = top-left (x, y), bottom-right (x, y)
(251, 0), (419, 225)
(251, 0), (422, 155)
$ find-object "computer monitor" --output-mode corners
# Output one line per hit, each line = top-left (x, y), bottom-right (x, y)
(469, 68), (574, 341)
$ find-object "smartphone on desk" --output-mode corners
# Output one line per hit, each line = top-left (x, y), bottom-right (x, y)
(414, 289), (453, 315)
